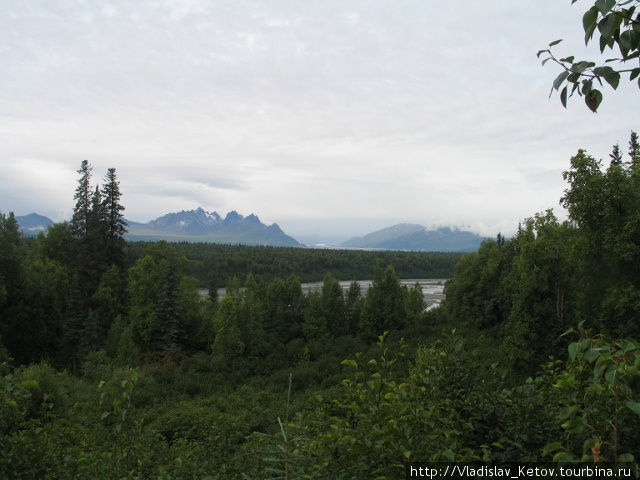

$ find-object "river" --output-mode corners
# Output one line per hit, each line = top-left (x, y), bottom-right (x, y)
(199, 278), (446, 311)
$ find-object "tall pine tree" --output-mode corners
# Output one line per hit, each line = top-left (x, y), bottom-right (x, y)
(101, 167), (126, 267)
(629, 131), (639, 167)
(155, 256), (185, 352)
(70, 160), (92, 239)
(87, 185), (108, 284)
(610, 143), (622, 166)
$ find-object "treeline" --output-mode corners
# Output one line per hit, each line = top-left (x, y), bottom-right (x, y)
(0, 163), (436, 372)
(124, 241), (462, 286)
(443, 132), (640, 372)
(0, 160), (127, 366)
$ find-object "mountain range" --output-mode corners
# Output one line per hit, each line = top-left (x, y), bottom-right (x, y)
(125, 208), (300, 246)
(341, 223), (485, 252)
(14, 210), (486, 251)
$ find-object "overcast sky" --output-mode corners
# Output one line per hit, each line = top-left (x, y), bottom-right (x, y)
(1, 1), (638, 243)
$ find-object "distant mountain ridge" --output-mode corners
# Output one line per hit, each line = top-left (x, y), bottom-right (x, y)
(125, 207), (301, 246)
(341, 223), (484, 252)
(16, 213), (55, 235)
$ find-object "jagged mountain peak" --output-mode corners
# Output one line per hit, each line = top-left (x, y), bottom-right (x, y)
(125, 208), (300, 246)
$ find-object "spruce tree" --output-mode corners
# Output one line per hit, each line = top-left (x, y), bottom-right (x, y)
(63, 274), (86, 370)
(101, 167), (127, 267)
(321, 274), (345, 336)
(155, 256), (184, 352)
(609, 143), (622, 166)
(70, 160), (92, 239)
(87, 185), (108, 280)
(344, 281), (362, 334)
(629, 131), (639, 167)
(79, 310), (101, 359)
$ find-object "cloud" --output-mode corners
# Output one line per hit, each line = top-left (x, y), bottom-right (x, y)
(0, 1), (638, 238)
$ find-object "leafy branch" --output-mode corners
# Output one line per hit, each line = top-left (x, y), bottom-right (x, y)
(539, 0), (640, 112)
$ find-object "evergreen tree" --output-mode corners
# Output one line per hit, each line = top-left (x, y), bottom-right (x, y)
(344, 281), (363, 334)
(405, 282), (425, 325)
(207, 270), (219, 307)
(629, 131), (639, 166)
(0, 212), (25, 362)
(302, 291), (327, 341)
(609, 143), (622, 166)
(360, 265), (406, 338)
(70, 160), (92, 239)
(87, 185), (108, 285)
(101, 167), (127, 267)
(92, 265), (124, 339)
(79, 310), (101, 359)
(0, 212), (23, 303)
(212, 295), (244, 360)
(155, 256), (184, 352)
(321, 274), (346, 336)
(238, 274), (269, 361)
(63, 274), (86, 370)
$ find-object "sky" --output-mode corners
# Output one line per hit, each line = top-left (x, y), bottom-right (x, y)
(1, 1), (639, 244)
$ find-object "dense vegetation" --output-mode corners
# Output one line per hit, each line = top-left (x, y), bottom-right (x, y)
(124, 242), (462, 286)
(1, 133), (640, 479)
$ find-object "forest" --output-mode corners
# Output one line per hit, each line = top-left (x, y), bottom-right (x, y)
(0, 132), (639, 479)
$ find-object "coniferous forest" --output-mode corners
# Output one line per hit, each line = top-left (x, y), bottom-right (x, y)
(1, 132), (640, 478)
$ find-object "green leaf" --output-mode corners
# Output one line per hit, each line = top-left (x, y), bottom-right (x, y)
(553, 71), (570, 91)
(600, 34), (609, 53)
(341, 359), (358, 369)
(560, 56), (575, 63)
(605, 366), (616, 384)
(20, 380), (39, 389)
(568, 342), (579, 361)
(584, 349), (599, 363)
(597, 12), (621, 41)
(594, 65), (620, 89)
(553, 451), (576, 462)
(631, 68), (640, 81)
(561, 86), (568, 107)
(625, 400), (640, 417)
(571, 61), (596, 73)
(585, 88), (603, 112)
(549, 39), (563, 47)
(583, 7), (599, 34)
(559, 327), (575, 338)
(568, 72), (581, 83)
(619, 30), (633, 56)
(585, 21), (598, 45)
(543, 442), (563, 456)
(595, 0), (616, 14)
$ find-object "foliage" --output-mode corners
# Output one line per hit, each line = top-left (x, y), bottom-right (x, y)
(3, 132), (640, 477)
(125, 241), (463, 286)
(544, 327), (640, 462)
(539, 0), (640, 112)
